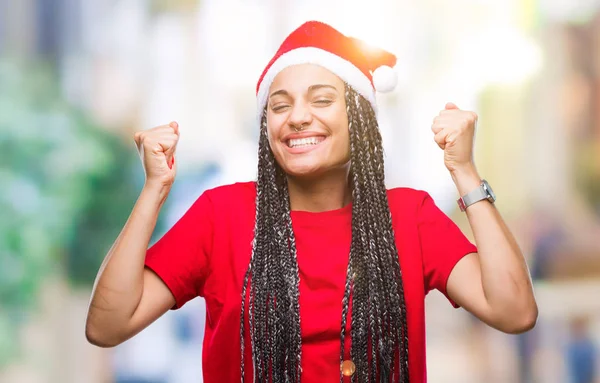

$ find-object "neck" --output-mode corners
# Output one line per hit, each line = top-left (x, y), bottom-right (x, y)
(286, 166), (352, 212)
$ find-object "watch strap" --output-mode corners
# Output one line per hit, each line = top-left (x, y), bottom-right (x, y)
(457, 182), (488, 212)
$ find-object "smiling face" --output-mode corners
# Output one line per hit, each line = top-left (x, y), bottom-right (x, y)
(266, 64), (350, 179)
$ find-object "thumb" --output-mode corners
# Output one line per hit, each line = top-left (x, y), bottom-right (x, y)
(445, 102), (459, 110)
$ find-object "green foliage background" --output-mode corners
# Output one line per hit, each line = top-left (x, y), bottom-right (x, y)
(0, 59), (143, 365)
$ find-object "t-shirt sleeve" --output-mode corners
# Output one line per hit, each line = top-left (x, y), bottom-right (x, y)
(144, 191), (214, 309)
(418, 191), (477, 307)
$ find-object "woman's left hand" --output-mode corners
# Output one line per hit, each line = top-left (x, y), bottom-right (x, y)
(431, 102), (477, 173)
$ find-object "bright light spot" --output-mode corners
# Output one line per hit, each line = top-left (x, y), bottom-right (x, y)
(455, 27), (544, 87)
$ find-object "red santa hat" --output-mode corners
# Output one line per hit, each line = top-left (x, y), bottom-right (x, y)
(256, 21), (398, 119)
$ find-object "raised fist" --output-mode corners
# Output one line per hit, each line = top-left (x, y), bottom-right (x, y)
(133, 121), (180, 187)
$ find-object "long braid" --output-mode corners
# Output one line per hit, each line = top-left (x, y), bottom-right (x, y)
(241, 112), (302, 382)
(343, 84), (410, 382)
(348, 87), (372, 383)
(359, 95), (410, 379)
(355, 90), (385, 382)
(240, 84), (409, 382)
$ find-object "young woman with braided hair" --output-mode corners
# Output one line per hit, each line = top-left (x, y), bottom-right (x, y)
(86, 21), (538, 383)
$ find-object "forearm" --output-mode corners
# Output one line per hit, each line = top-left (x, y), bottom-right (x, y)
(451, 165), (537, 322)
(86, 182), (170, 340)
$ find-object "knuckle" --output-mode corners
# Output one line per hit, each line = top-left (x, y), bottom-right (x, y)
(464, 113), (477, 125)
(140, 132), (152, 142)
(135, 132), (146, 143)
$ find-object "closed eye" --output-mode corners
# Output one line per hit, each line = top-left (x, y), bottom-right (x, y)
(271, 104), (290, 112)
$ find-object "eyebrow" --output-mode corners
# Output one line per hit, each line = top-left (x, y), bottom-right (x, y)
(269, 84), (338, 99)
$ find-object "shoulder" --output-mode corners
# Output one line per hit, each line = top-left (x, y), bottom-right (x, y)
(200, 181), (257, 213)
(203, 181), (256, 201)
(178, 182), (255, 229)
(386, 186), (429, 212)
(386, 187), (447, 227)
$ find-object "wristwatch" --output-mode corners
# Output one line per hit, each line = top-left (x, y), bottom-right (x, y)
(457, 179), (496, 212)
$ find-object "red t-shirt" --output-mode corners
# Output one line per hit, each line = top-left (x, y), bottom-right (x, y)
(144, 182), (477, 383)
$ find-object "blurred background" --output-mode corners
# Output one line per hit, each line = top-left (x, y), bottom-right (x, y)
(1, 0), (600, 382)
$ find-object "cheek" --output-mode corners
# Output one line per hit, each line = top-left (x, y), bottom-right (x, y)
(265, 119), (278, 146)
(266, 110), (288, 136)
(265, 120), (285, 162)
(334, 116), (351, 158)
(334, 105), (349, 138)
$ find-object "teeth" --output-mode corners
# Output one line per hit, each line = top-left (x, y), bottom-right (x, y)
(288, 137), (322, 148)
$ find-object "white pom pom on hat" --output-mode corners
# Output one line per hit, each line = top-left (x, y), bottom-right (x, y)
(256, 21), (399, 118)
(372, 65), (398, 93)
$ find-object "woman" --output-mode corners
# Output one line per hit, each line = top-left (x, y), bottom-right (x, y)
(85, 21), (538, 382)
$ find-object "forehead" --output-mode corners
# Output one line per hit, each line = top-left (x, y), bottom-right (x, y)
(269, 64), (345, 92)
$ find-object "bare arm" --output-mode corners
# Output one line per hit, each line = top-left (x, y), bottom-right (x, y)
(85, 122), (180, 347)
(431, 104), (537, 334)
(85, 183), (175, 347)
(446, 165), (538, 334)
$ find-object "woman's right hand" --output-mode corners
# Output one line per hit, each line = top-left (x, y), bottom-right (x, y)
(134, 121), (180, 188)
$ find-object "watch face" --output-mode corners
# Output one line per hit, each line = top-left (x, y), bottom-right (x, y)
(482, 180), (496, 202)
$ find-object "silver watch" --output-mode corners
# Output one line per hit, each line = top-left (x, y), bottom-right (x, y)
(457, 179), (496, 212)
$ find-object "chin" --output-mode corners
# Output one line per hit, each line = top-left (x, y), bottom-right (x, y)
(281, 161), (325, 178)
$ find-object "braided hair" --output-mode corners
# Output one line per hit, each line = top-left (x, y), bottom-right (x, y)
(240, 83), (410, 382)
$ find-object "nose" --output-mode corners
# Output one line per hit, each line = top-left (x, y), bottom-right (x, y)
(288, 101), (313, 131)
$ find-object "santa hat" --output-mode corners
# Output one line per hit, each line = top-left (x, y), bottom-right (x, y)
(256, 21), (398, 119)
